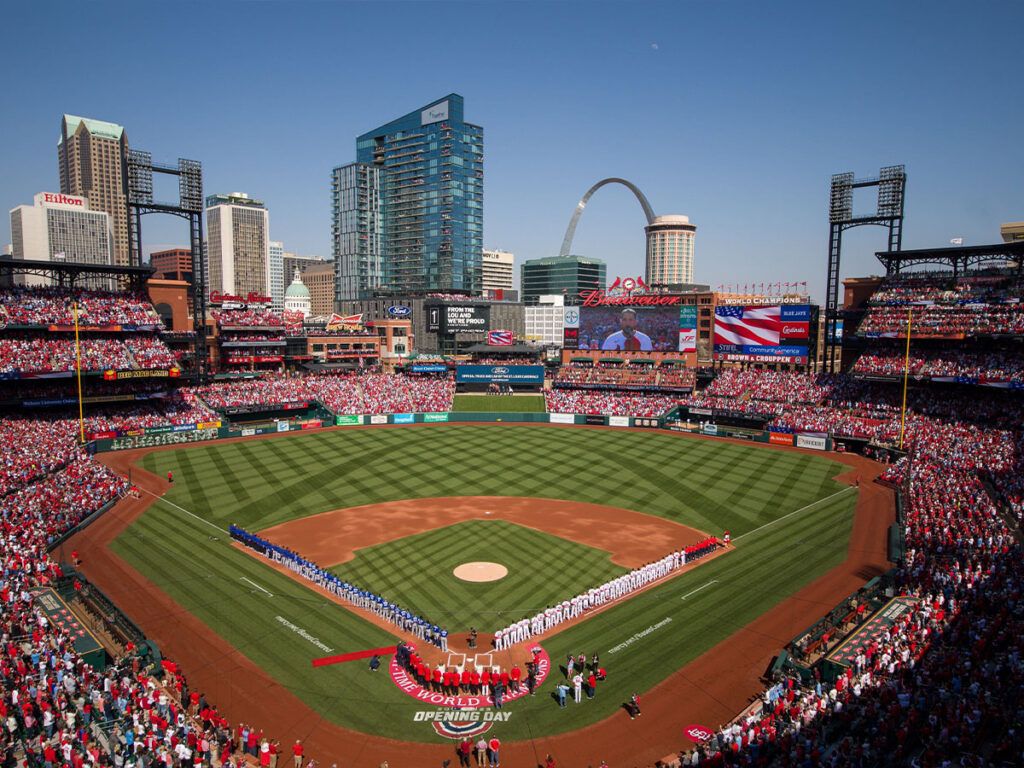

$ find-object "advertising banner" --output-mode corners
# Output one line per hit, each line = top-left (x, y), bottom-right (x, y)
(634, 418), (661, 428)
(300, 420), (321, 430)
(276, 421), (289, 432)
(411, 364), (447, 373)
(455, 365), (545, 385)
(241, 428), (256, 437)
(702, 423), (719, 435)
(549, 413), (575, 424)
(369, 414), (388, 425)
(678, 305), (698, 353)
(335, 414), (363, 426)
(563, 307), (580, 328)
(393, 413), (415, 424)
(423, 413), (450, 423)
(769, 431), (794, 446)
(796, 434), (828, 451)
(109, 428), (218, 451)
(608, 415), (630, 428)
(583, 414), (606, 426)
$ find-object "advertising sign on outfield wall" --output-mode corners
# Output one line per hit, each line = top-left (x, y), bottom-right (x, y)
(241, 428), (256, 437)
(608, 415), (630, 428)
(796, 434), (828, 451)
(423, 413), (450, 422)
(702, 423), (718, 435)
(393, 413), (415, 424)
(276, 421), (289, 432)
(369, 414), (388, 425)
(769, 431), (794, 446)
(335, 415), (363, 426)
(549, 413), (575, 424)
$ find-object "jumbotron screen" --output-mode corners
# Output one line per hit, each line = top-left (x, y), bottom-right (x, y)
(576, 306), (683, 352)
(713, 304), (812, 362)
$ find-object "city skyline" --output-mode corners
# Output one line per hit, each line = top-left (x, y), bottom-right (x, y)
(2, 1), (1022, 303)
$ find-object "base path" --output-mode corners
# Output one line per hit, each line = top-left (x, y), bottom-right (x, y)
(259, 496), (708, 570)
(63, 424), (893, 768)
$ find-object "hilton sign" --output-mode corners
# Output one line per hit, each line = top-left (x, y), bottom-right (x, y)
(40, 192), (85, 208)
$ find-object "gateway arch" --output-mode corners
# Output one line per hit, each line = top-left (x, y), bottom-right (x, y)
(559, 177), (656, 258)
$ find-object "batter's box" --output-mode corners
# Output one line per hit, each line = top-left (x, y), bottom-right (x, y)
(473, 652), (494, 670)
(446, 652), (467, 670)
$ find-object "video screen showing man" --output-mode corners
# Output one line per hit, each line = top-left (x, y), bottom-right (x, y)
(601, 308), (654, 351)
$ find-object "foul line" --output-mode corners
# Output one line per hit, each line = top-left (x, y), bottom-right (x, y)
(240, 577), (274, 597)
(138, 487), (226, 534)
(679, 580), (719, 601)
(733, 486), (856, 543)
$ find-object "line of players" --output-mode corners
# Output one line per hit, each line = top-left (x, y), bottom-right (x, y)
(494, 537), (721, 650)
(229, 525), (450, 650)
(395, 641), (542, 700)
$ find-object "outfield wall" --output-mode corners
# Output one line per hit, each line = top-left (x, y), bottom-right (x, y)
(89, 410), (836, 452)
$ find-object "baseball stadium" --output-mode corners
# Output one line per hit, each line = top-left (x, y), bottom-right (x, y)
(1, 211), (1022, 768)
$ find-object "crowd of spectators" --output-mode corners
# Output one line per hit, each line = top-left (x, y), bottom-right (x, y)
(211, 309), (284, 328)
(0, 287), (165, 328)
(0, 334), (177, 375)
(554, 363), (695, 392)
(544, 389), (680, 417)
(852, 348), (1024, 383)
(701, 370), (833, 404)
(188, 372), (455, 415)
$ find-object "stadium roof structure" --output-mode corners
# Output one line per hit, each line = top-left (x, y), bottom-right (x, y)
(0, 256), (155, 289)
(875, 241), (1024, 276)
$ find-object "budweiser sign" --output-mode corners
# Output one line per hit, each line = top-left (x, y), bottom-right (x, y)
(209, 291), (272, 305)
(579, 290), (682, 307)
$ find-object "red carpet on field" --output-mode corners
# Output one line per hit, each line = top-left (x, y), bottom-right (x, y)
(311, 646), (395, 667)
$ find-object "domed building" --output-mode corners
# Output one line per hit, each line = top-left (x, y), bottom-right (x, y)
(283, 268), (311, 318)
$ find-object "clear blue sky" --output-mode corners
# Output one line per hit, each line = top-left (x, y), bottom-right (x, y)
(3, 0), (1021, 301)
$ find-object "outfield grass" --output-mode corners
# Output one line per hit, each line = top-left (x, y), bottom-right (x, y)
(329, 519), (627, 628)
(113, 425), (859, 741)
(452, 394), (547, 412)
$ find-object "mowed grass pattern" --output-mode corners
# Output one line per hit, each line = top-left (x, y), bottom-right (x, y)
(452, 394), (547, 412)
(330, 520), (627, 628)
(112, 426), (860, 742)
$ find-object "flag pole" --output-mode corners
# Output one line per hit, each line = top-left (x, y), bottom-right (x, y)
(73, 300), (85, 444)
(898, 307), (912, 450)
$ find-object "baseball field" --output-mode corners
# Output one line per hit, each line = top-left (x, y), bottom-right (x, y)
(91, 423), (863, 750)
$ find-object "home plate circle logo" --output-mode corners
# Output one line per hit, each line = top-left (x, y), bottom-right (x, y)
(431, 719), (493, 740)
(390, 644), (551, 708)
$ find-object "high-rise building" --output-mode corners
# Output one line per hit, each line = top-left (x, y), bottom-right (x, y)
(303, 262), (336, 316)
(351, 94), (484, 294)
(521, 255), (606, 305)
(282, 252), (328, 282)
(332, 162), (383, 301)
(482, 248), (514, 293)
(205, 192), (270, 298)
(9, 192), (113, 285)
(1001, 221), (1024, 243)
(150, 248), (193, 282)
(57, 115), (131, 267)
(268, 240), (285, 310)
(645, 215), (696, 286)
(525, 294), (566, 346)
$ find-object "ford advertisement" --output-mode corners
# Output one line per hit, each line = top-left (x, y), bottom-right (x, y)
(455, 365), (545, 385)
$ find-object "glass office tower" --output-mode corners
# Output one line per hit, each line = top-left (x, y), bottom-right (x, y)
(355, 94), (483, 294)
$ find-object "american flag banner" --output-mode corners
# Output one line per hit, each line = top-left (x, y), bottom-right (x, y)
(714, 305), (782, 347)
(487, 329), (514, 346)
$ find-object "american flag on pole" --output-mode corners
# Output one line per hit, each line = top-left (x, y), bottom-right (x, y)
(487, 329), (514, 346)
(714, 305), (782, 347)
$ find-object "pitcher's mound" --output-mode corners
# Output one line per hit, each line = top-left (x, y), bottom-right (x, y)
(453, 562), (508, 582)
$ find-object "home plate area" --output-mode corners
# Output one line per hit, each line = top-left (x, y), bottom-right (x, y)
(391, 643), (551, 708)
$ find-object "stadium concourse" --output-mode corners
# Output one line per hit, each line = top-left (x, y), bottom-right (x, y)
(0, 273), (1021, 768)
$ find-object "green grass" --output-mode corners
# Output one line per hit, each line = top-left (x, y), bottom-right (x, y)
(113, 425), (859, 742)
(329, 520), (626, 628)
(452, 394), (546, 412)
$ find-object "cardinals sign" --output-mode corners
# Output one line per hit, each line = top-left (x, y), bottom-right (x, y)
(324, 313), (364, 332)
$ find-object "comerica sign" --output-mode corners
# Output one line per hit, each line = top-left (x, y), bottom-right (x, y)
(579, 290), (683, 307)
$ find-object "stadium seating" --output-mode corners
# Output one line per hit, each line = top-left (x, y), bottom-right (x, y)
(544, 389), (681, 417)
